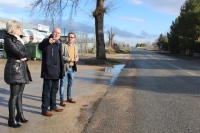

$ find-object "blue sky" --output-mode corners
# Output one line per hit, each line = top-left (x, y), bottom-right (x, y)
(0, 0), (186, 46)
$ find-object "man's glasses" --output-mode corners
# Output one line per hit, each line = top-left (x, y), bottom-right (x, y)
(69, 37), (75, 39)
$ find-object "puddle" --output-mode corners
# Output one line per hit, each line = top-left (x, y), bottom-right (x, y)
(105, 64), (125, 87)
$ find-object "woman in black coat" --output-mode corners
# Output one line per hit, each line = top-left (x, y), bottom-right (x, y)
(3, 20), (32, 128)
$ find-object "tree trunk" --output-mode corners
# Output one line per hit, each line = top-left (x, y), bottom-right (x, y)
(94, 0), (107, 60)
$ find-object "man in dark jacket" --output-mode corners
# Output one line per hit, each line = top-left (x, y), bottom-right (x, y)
(38, 28), (65, 117)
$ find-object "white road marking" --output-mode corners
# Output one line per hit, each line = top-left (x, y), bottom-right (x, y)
(145, 53), (196, 76)
(147, 55), (158, 59)
(166, 63), (196, 76)
(166, 63), (182, 70)
(187, 72), (195, 76)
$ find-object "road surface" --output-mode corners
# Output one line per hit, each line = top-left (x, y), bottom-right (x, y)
(84, 49), (200, 133)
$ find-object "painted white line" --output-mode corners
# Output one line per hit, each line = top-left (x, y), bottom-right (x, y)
(166, 63), (196, 76)
(147, 55), (158, 59)
(166, 63), (182, 70)
(146, 54), (197, 76)
(187, 72), (195, 76)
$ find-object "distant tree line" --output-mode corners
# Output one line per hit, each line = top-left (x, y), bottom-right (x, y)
(135, 43), (146, 47)
(155, 0), (200, 55)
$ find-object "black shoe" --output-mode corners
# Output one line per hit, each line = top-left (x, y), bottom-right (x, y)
(8, 118), (21, 128)
(16, 112), (28, 123)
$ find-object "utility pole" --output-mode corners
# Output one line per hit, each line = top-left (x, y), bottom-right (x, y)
(52, 18), (55, 30)
(21, 19), (23, 29)
(110, 27), (113, 47)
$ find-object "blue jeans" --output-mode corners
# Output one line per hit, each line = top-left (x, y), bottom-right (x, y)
(59, 67), (74, 101)
(42, 79), (59, 112)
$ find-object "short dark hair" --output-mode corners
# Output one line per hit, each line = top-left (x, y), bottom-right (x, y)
(68, 32), (76, 38)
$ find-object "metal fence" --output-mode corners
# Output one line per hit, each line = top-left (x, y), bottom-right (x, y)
(60, 32), (90, 55)
(74, 32), (88, 55)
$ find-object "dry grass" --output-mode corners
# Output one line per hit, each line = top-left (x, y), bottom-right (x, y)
(106, 47), (115, 54)
(83, 58), (121, 66)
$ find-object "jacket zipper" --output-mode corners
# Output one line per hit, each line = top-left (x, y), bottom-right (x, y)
(52, 48), (54, 57)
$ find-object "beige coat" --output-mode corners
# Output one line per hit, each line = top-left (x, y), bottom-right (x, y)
(62, 43), (79, 72)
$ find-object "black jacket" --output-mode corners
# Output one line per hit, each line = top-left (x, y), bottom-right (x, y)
(38, 35), (64, 79)
(3, 32), (32, 84)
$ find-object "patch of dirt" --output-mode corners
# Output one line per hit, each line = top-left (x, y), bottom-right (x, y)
(78, 53), (130, 66)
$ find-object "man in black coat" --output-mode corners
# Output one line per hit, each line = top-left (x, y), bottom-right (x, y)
(38, 28), (65, 117)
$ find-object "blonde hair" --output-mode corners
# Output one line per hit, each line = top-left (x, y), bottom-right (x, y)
(6, 20), (22, 35)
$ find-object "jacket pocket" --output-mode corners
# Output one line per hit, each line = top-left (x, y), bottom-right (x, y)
(4, 62), (23, 84)
(46, 65), (58, 77)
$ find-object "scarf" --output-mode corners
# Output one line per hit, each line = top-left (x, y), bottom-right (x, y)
(14, 35), (24, 45)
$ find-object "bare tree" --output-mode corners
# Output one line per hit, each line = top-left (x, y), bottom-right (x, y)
(29, 0), (116, 60)
(107, 27), (115, 48)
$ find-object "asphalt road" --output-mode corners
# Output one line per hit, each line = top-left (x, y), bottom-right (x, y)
(84, 48), (200, 133)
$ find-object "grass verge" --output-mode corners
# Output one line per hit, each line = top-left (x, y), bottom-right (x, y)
(83, 58), (121, 66)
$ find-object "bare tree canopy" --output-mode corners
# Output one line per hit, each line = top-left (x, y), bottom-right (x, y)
(29, 0), (79, 20)
(29, 0), (118, 60)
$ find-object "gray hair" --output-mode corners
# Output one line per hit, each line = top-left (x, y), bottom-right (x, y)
(6, 20), (22, 35)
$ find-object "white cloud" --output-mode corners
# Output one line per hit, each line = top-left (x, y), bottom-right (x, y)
(128, 0), (143, 5)
(0, 0), (30, 9)
(145, 0), (185, 15)
(0, 0), (32, 19)
(30, 19), (95, 34)
(111, 26), (158, 39)
(127, 0), (186, 15)
(120, 16), (146, 22)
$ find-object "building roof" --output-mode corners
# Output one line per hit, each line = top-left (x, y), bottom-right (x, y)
(0, 17), (37, 30)
(0, 20), (6, 29)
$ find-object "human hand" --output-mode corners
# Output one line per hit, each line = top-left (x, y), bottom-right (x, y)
(70, 58), (75, 62)
(74, 57), (79, 62)
(49, 38), (56, 44)
(20, 57), (27, 61)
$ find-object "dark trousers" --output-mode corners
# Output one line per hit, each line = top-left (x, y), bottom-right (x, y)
(9, 84), (25, 118)
(42, 79), (59, 112)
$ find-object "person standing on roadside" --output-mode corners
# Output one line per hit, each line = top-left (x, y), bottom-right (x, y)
(59, 32), (78, 107)
(4, 20), (32, 128)
(39, 28), (65, 117)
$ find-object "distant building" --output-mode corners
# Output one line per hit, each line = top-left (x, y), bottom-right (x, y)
(0, 17), (50, 38)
